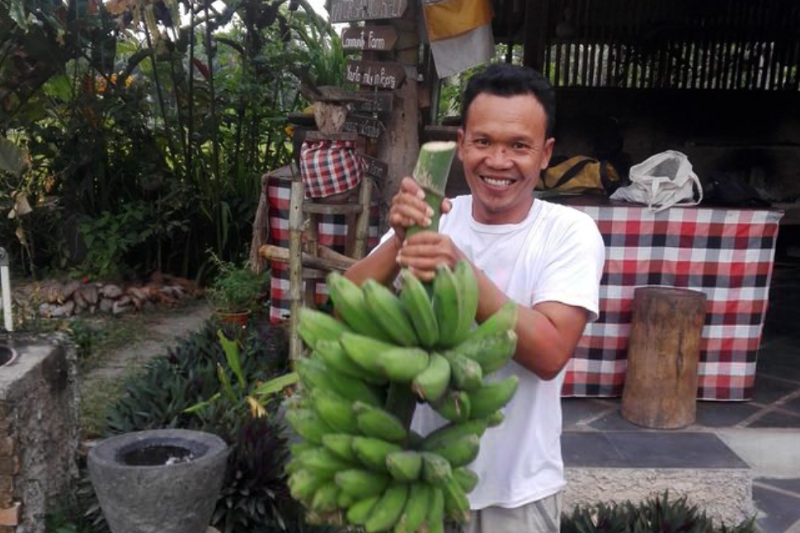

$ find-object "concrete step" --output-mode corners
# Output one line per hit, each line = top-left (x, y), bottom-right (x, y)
(562, 431), (753, 526)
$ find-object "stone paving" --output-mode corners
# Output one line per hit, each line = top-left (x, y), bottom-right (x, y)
(562, 260), (800, 533)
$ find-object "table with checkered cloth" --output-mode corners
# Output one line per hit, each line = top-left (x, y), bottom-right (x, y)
(266, 173), (380, 324)
(563, 200), (783, 401)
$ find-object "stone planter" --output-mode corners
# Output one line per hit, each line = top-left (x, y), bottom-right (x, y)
(88, 429), (229, 533)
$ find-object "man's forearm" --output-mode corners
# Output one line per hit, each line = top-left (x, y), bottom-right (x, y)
(473, 267), (585, 380)
(344, 236), (402, 287)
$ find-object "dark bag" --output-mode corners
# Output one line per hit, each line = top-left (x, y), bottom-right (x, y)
(703, 171), (770, 208)
(537, 156), (622, 196)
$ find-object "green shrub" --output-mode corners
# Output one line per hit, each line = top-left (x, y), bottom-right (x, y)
(561, 491), (757, 533)
(75, 319), (339, 533)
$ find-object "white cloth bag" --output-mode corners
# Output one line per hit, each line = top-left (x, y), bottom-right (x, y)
(610, 150), (703, 212)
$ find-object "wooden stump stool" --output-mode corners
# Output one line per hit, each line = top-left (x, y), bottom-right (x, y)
(621, 287), (707, 429)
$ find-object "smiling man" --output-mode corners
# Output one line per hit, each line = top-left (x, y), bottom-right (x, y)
(345, 63), (605, 533)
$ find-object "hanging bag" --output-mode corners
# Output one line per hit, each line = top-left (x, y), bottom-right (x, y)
(610, 150), (703, 212)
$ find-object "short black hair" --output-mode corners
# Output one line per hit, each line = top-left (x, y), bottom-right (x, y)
(460, 63), (556, 138)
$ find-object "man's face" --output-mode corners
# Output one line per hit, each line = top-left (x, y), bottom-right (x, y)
(457, 92), (554, 225)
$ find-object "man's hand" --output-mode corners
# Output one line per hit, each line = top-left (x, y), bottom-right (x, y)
(397, 232), (463, 282)
(388, 177), (452, 243)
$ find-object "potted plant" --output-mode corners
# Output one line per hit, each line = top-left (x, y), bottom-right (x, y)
(207, 255), (267, 326)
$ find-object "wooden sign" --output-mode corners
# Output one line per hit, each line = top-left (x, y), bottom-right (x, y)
(341, 26), (398, 51)
(342, 113), (384, 139)
(330, 0), (408, 23)
(360, 153), (389, 181)
(350, 91), (394, 115)
(346, 60), (406, 90)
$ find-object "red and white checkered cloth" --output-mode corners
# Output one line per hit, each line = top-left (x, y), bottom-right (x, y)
(300, 139), (363, 198)
(563, 203), (783, 401)
(266, 173), (380, 323)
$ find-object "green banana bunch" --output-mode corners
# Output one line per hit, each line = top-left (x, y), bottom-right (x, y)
(285, 251), (524, 532)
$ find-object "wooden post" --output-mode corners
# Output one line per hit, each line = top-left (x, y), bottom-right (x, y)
(287, 174), (305, 362)
(352, 176), (374, 259)
(621, 287), (707, 429)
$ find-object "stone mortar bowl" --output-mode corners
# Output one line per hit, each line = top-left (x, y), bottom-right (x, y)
(88, 428), (229, 533)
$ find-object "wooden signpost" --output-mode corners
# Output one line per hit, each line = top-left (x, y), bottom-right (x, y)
(346, 60), (406, 90)
(350, 92), (394, 115)
(360, 153), (389, 181)
(341, 25), (398, 52)
(342, 114), (384, 139)
(333, 1), (405, 192)
(330, 0), (408, 23)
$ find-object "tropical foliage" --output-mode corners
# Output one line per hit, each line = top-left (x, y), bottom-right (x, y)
(1, 0), (344, 280)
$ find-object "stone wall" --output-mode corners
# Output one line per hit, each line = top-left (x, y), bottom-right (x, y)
(11, 275), (199, 321)
(0, 335), (79, 533)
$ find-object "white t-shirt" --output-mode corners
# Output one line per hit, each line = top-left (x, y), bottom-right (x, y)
(409, 195), (605, 509)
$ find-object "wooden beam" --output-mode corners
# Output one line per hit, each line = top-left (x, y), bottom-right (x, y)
(259, 245), (356, 271)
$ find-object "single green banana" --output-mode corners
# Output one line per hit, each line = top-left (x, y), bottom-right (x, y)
(424, 486), (446, 533)
(428, 433), (480, 468)
(467, 375), (520, 419)
(335, 469), (391, 499)
(376, 346), (430, 383)
(411, 352), (452, 403)
(420, 451), (453, 486)
(351, 436), (402, 472)
(337, 489), (356, 509)
(432, 264), (462, 348)
(322, 433), (359, 463)
(469, 300), (518, 342)
(297, 447), (357, 478)
(310, 480), (340, 513)
(432, 389), (471, 423)
(296, 357), (385, 407)
(297, 307), (351, 350)
(346, 495), (381, 526)
(420, 418), (488, 451)
(450, 329), (518, 374)
(394, 482), (431, 533)
(362, 278), (420, 346)
(453, 260), (479, 345)
(310, 388), (360, 434)
(364, 482), (409, 533)
(385, 449), (423, 482)
(340, 331), (398, 380)
(441, 349), (484, 391)
(453, 466), (479, 493)
(285, 455), (303, 475)
(285, 408), (334, 445)
(289, 441), (319, 456)
(442, 475), (471, 523)
(399, 269), (440, 348)
(288, 468), (331, 503)
(315, 338), (385, 384)
(326, 271), (390, 340)
(486, 410), (505, 427)
(353, 401), (409, 443)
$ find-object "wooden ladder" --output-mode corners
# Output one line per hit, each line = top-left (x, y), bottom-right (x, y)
(262, 132), (374, 361)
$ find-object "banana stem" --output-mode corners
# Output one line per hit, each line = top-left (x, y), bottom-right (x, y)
(406, 141), (457, 238)
(385, 382), (418, 432)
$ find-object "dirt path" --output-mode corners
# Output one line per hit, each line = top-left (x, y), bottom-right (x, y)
(82, 301), (213, 384)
